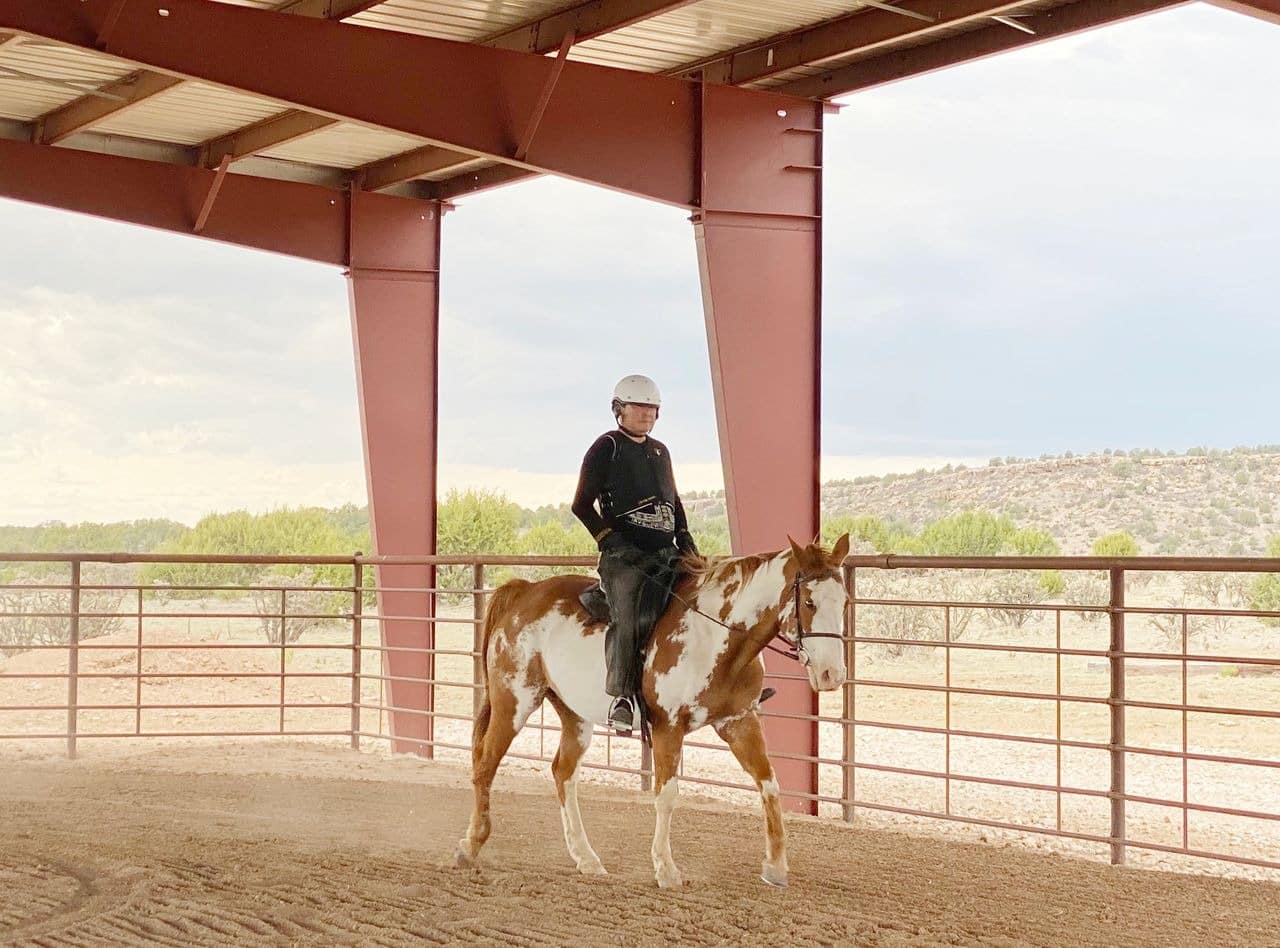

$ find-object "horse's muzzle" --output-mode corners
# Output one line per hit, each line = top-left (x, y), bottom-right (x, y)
(808, 665), (845, 692)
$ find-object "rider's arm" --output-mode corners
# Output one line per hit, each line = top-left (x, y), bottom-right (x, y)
(571, 436), (613, 544)
(668, 456), (698, 555)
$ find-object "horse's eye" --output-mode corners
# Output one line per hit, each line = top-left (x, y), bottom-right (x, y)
(806, 598), (815, 610)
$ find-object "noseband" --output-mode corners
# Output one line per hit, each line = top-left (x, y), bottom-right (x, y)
(766, 571), (846, 664)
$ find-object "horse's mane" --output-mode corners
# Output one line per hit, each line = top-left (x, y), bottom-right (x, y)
(677, 539), (843, 592)
(677, 550), (772, 591)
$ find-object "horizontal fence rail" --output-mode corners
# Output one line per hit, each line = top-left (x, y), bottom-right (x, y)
(2, 550), (1279, 876)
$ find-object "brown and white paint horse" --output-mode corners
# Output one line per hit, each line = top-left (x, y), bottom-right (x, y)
(455, 533), (851, 889)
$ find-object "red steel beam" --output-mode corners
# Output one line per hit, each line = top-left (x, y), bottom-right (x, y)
(482, 0), (697, 53)
(0, 0), (814, 210)
(357, 145), (476, 192)
(513, 29), (575, 162)
(434, 162), (538, 201)
(32, 0), (370, 159)
(0, 135), (351, 264)
(274, 0), (386, 17)
(695, 84), (825, 814)
(192, 154), (232, 233)
(777, 0), (1192, 98)
(685, 0), (1032, 86)
(346, 188), (442, 756)
(201, 110), (338, 168)
(36, 70), (181, 144)
(349, 1), (696, 189)
(212, 2), (694, 182)
(1208, 0), (1280, 23)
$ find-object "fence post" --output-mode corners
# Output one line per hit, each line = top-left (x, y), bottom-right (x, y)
(842, 564), (856, 822)
(279, 588), (288, 734)
(472, 564), (486, 717)
(1109, 567), (1126, 865)
(351, 558), (363, 750)
(67, 560), (81, 760)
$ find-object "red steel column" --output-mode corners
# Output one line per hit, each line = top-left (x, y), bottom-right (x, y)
(694, 84), (825, 813)
(347, 188), (442, 756)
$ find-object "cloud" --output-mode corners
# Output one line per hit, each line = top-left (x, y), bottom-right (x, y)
(2, 3), (1279, 527)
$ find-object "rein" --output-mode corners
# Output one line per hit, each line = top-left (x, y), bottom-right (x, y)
(641, 561), (843, 666)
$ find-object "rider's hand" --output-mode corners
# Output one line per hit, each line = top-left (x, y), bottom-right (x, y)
(676, 530), (699, 557)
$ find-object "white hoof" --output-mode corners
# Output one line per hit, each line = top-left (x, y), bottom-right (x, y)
(454, 842), (476, 868)
(577, 858), (608, 876)
(655, 865), (684, 889)
(760, 862), (788, 887)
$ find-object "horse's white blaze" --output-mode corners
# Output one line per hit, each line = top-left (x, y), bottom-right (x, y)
(803, 575), (849, 687)
(536, 611), (613, 724)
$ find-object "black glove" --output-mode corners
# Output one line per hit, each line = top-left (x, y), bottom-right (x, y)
(675, 530), (699, 556)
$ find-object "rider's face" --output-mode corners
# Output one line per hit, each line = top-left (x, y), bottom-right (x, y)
(619, 402), (658, 434)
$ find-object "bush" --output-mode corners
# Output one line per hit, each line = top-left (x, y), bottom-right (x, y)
(1250, 536), (1280, 626)
(919, 511), (1015, 557)
(1092, 532), (1139, 557)
(0, 566), (129, 656)
(251, 569), (349, 644)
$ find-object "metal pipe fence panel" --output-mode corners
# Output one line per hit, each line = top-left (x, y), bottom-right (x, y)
(1, 550), (1278, 875)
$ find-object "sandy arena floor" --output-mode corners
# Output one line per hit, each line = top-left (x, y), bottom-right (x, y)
(1, 743), (1278, 947)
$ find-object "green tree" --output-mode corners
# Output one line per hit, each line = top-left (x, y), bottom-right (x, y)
(436, 489), (522, 595)
(141, 507), (355, 594)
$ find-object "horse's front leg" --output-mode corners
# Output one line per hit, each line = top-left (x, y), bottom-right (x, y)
(649, 723), (685, 889)
(716, 712), (788, 887)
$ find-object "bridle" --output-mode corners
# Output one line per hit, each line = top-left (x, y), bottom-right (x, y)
(625, 554), (846, 665)
(763, 570), (846, 664)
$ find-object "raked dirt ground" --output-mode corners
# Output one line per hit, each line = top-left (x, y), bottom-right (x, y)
(2, 742), (1279, 947)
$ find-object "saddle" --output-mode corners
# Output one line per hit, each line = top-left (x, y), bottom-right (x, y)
(576, 580), (778, 726)
(578, 582), (611, 624)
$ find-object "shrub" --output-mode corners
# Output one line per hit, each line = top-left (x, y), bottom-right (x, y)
(1092, 532), (1139, 557)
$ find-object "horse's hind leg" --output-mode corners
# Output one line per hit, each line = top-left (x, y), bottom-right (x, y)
(547, 696), (605, 875)
(716, 712), (788, 887)
(456, 685), (535, 867)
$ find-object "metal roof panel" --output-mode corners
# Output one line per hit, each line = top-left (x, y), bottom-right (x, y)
(259, 121), (430, 168)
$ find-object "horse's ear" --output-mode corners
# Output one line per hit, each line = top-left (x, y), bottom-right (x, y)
(788, 535), (806, 563)
(829, 532), (851, 566)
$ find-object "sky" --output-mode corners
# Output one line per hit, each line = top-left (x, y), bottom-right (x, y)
(1, 4), (1278, 526)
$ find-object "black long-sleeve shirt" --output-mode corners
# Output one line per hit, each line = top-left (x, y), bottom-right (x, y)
(572, 430), (688, 552)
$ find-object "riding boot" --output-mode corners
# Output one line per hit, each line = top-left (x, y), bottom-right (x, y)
(609, 695), (634, 734)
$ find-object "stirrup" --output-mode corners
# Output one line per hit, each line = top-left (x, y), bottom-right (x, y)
(609, 696), (635, 735)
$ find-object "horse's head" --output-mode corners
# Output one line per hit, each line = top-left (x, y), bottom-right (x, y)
(781, 533), (851, 692)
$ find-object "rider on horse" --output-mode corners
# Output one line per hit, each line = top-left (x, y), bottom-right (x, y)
(571, 374), (698, 735)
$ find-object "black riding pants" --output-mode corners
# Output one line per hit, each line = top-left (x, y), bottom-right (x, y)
(598, 546), (678, 698)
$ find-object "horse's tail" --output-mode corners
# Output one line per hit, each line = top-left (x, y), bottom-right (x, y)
(471, 578), (530, 762)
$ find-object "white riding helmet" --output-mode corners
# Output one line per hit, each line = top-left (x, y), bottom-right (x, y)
(612, 374), (661, 408)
